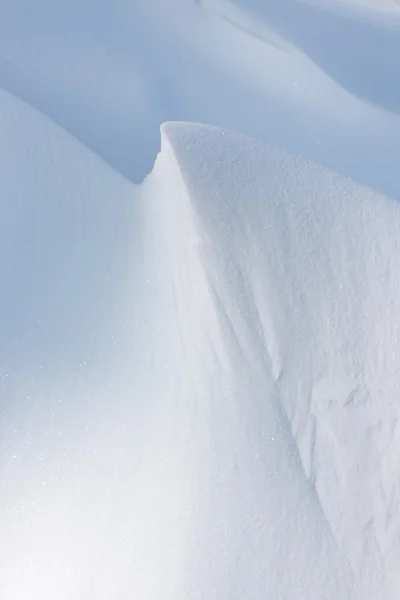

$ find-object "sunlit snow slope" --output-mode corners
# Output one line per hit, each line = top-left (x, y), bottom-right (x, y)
(1, 89), (400, 598)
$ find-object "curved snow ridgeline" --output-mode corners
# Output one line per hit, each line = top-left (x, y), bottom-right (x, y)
(1, 92), (400, 598)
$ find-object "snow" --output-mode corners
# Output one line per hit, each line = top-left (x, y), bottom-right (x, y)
(156, 121), (400, 598)
(1, 0), (400, 196)
(1, 0), (400, 598)
(1, 88), (400, 597)
(0, 90), (142, 596)
(302, 0), (400, 14)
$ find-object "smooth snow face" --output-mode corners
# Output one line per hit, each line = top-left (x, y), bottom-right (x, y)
(1, 0), (400, 198)
(227, 0), (400, 111)
(0, 90), (148, 598)
(1, 93), (400, 598)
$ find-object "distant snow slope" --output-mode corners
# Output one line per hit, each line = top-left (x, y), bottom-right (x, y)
(302, 0), (400, 13)
(1, 0), (400, 198)
(2, 87), (400, 597)
(221, 0), (400, 113)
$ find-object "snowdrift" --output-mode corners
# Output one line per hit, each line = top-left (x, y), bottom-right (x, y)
(0, 90), (147, 598)
(1, 92), (400, 598)
(145, 121), (400, 599)
(2, 0), (400, 199)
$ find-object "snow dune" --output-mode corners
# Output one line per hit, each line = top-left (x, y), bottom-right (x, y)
(1, 0), (400, 198)
(1, 90), (400, 598)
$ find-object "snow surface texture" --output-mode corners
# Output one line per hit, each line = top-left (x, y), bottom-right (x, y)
(1, 0), (400, 597)
(1, 0), (400, 198)
(1, 88), (400, 598)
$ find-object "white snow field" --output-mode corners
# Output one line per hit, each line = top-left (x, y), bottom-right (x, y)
(1, 0), (400, 598)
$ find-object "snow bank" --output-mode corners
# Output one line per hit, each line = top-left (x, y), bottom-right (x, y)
(1, 95), (399, 598)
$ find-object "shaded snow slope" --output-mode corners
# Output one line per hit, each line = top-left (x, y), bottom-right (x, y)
(0, 90), (152, 598)
(301, 0), (400, 14)
(0, 90), (136, 373)
(1, 91), (400, 597)
(226, 0), (400, 112)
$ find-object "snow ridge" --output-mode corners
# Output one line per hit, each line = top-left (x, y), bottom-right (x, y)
(1, 99), (400, 598)
(149, 121), (400, 598)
